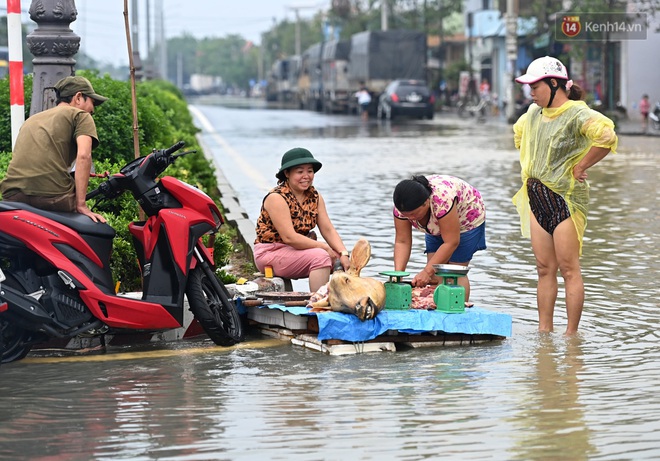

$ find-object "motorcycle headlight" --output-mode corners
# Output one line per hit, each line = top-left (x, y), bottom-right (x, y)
(210, 207), (223, 230)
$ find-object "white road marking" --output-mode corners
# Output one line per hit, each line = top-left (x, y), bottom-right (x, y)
(188, 105), (271, 193)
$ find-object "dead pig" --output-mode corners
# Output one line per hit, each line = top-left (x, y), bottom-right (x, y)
(308, 238), (386, 321)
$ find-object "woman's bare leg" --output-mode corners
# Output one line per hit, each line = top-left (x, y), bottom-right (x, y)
(552, 219), (583, 335)
(459, 275), (471, 305)
(530, 214), (559, 332)
(428, 253), (472, 304)
(309, 267), (331, 293)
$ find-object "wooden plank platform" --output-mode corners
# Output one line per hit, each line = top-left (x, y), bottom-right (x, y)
(292, 334), (396, 356)
(246, 303), (509, 355)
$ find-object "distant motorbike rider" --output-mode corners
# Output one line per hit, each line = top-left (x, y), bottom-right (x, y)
(0, 76), (108, 222)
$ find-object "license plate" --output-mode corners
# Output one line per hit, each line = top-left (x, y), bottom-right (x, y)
(406, 93), (422, 103)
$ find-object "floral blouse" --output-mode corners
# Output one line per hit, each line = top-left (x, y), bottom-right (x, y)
(393, 175), (486, 235)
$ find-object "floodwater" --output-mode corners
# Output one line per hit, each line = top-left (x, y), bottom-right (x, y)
(1, 104), (659, 460)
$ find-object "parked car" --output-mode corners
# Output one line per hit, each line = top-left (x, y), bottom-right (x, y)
(377, 79), (435, 120)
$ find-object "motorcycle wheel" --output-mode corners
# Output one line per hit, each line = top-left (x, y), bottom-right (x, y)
(1, 321), (32, 364)
(186, 266), (243, 346)
(0, 275), (33, 363)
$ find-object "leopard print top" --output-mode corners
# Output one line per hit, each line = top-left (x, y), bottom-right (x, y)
(255, 183), (319, 243)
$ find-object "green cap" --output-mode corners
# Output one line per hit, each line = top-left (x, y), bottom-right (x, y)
(54, 76), (108, 105)
(276, 147), (322, 181)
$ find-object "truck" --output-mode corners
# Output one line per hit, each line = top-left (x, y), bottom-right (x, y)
(286, 55), (302, 107)
(189, 74), (222, 94)
(321, 39), (351, 113)
(297, 42), (324, 111)
(265, 58), (296, 104)
(347, 30), (427, 115)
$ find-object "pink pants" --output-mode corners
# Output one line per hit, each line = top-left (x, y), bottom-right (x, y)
(254, 242), (331, 279)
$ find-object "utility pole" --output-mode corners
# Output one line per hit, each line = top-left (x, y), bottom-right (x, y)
(505, 0), (518, 123)
(131, 0), (143, 80)
(156, 0), (167, 80)
(131, 0), (139, 54)
(177, 52), (183, 88)
(294, 8), (301, 56)
(146, 0), (151, 59)
(258, 40), (264, 81)
(381, 1), (388, 31)
(467, 12), (473, 78)
(286, 4), (318, 56)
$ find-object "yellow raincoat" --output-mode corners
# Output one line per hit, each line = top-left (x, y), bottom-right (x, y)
(512, 100), (618, 254)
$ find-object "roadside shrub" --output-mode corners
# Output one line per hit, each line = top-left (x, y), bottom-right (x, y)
(0, 74), (33, 153)
(0, 73), (234, 291)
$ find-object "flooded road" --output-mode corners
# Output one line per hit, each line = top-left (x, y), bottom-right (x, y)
(1, 104), (659, 460)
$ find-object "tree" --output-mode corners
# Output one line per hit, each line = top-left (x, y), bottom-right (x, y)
(261, 17), (324, 71)
(195, 35), (260, 92)
(164, 34), (199, 87)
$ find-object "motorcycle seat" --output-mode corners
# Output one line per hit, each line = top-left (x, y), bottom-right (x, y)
(0, 201), (116, 238)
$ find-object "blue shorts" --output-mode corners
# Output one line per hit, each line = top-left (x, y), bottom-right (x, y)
(424, 222), (486, 263)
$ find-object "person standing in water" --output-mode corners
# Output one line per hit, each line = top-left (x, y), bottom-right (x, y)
(512, 56), (618, 335)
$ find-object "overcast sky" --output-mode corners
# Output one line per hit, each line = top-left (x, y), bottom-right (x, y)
(65, 0), (326, 66)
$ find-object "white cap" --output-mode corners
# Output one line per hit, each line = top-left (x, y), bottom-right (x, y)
(515, 56), (569, 84)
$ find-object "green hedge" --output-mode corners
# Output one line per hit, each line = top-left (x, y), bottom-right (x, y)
(0, 72), (235, 291)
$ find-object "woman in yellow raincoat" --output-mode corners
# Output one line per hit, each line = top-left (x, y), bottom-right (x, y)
(512, 56), (618, 335)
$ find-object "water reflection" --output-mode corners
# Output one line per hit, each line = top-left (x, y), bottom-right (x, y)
(510, 335), (594, 461)
(0, 344), (237, 459)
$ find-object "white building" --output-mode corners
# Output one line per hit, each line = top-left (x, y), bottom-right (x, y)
(620, 8), (660, 120)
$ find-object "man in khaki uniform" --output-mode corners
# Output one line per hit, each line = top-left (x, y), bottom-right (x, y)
(0, 76), (108, 223)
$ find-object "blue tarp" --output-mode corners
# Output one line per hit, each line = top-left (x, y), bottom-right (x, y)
(241, 302), (512, 342)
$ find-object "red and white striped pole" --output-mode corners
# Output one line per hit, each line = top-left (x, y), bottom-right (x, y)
(7, 0), (24, 149)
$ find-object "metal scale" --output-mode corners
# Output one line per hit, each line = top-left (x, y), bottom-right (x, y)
(379, 271), (412, 310)
(432, 264), (469, 314)
(379, 266), (469, 313)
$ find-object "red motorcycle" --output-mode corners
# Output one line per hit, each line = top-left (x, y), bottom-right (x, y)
(0, 141), (243, 364)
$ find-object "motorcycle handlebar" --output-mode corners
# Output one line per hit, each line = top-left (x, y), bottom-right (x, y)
(163, 141), (185, 157)
(86, 188), (102, 201)
(86, 142), (186, 203)
(86, 180), (115, 201)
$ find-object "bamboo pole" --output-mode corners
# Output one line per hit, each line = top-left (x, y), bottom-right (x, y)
(123, 0), (145, 223)
(123, 0), (140, 160)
